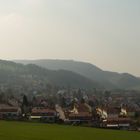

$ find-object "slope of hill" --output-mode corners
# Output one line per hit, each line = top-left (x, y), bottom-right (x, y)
(0, 60), (101, 93)
(15, 59), (140, 90)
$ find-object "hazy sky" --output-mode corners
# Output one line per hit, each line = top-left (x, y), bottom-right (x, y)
(0, 0), (140, 76)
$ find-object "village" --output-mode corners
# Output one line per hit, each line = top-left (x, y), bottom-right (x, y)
(0, 88), (140, 131)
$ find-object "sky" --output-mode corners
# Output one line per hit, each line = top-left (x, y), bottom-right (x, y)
(0, 0), (140, 76)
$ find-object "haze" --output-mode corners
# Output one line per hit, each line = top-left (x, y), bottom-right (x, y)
(0, 0), (140, 76)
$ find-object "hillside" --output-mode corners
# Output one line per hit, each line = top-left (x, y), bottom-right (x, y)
(0, 60), (101, 94)
(15, 59), (140, 90)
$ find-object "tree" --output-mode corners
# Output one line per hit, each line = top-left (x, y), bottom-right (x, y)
(21, 95), (29, 118)
(23, 95), (29, 106)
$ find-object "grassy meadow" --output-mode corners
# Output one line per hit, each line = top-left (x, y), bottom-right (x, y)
(0, 121), (139, 140)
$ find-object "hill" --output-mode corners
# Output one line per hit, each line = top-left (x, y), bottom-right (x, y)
(0, 60), (101, 94)
(0, 121), (140, 140)
(15, 59), (140, 90)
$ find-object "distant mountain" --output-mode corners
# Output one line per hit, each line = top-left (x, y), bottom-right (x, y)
(15, 59), (140, 90)
(0, 60), (101, 94)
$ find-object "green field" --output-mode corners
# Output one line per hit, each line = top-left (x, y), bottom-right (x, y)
(0, 121), (139, 140)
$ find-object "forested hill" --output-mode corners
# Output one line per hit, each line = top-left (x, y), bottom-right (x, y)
(0, 60), (102, 94)
(15, 59), (140, 90)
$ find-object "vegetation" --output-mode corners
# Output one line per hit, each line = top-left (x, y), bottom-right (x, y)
(0, 121), (140, 140)
(16, 59), (140, 90)
(0, 60), (100, 96)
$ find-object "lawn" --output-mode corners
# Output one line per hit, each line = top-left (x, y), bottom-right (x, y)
(0, 121), (139, 140)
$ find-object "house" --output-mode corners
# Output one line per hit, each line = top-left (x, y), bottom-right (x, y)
(64, 103), (93, 123)
(100, 107), (131, 129)
(30, 107), (57, 123)
(103, 118), (131, 129)
(96, 108), (108, 120)
(0, 106), (21, 120)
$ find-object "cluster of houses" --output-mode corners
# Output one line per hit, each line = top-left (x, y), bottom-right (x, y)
(0, 102), (138, 130)
(0, 89), (140, 131)
(95, 107), (132, 129)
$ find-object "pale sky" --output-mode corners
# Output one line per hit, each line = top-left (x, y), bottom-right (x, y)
(0, 0), (140, 76)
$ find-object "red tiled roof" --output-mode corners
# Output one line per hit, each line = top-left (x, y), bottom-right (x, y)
(76, 104), (89, 112)
(107, 118), (131, 123)
(32, 107), (56, 114)
(0, 107), (19, 113)
(69, 112), (92, 117)
(103, 107), (120, 114)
